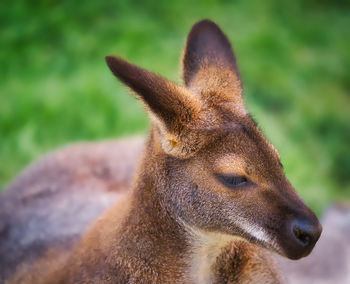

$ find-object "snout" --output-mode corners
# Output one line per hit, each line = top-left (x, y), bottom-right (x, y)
(281, 215), (322, 260)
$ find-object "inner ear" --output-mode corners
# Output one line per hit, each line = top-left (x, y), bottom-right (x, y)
(182, 19), (239, 87)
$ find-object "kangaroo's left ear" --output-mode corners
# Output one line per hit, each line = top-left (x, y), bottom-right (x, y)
(182, 19), (242, 103)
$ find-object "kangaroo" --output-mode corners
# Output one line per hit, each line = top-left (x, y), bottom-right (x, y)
(1, 19), (322, 283)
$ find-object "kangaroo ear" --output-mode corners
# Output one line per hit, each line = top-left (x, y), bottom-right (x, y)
(182, 19), (242, 102)
(105, 56), (203, 157)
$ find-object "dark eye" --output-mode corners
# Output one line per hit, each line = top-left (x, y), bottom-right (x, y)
(216, 174), (248, 188)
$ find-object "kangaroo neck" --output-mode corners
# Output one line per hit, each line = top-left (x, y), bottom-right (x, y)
(113, 139), (191, 282)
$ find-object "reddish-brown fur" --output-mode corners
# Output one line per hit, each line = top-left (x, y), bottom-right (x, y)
(1, 20), (323, 283)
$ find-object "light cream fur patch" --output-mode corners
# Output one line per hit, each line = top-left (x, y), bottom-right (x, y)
(182, 223), (237, 284)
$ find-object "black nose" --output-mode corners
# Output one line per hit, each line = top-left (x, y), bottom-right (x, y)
(291, 219), (322, 248)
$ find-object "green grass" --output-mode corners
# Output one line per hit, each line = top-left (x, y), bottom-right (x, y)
(1, 0), (349, 214)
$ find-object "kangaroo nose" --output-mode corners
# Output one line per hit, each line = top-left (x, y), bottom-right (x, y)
(291, 219), (322, 248)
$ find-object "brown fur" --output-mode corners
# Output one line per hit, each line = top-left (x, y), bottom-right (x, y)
(2, 19), (322, 283)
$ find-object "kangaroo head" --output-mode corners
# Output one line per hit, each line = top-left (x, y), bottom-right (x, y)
(106, 19), (321, 260)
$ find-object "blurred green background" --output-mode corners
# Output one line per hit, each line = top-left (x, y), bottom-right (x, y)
(1, 0), (349, 214)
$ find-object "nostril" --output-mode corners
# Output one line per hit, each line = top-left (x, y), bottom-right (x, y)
(293, 225), (311, 246)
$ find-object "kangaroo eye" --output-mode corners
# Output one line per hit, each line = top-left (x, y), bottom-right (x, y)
(216, 174), (248, 188)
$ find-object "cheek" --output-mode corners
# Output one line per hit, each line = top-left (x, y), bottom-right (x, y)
(167, 179), (230, 229)
(174, 183), (223, 227)
(181, 183), (248, 232)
